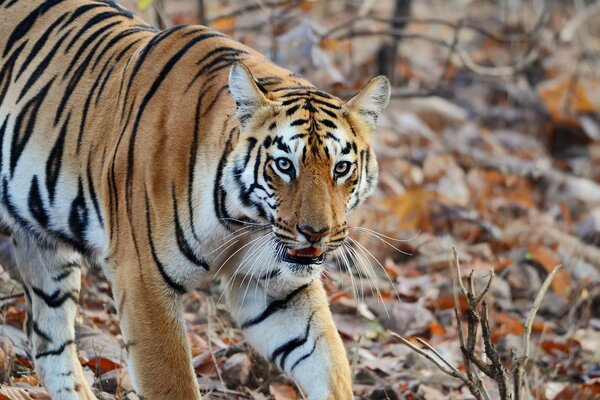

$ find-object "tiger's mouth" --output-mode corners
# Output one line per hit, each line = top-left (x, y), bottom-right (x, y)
(282, 246), (325, 265)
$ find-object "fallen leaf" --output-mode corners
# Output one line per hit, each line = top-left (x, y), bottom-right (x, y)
(85, 357), (121, 376)
(538, 76), (598, 122)
(426, 294), (467, 312)
(491, 312), (525, 343)
(540, 339), (580, 356)
(269, 383), (298, 400)
(525, 245), (571, 299)
(0, 386), (50, 400)
(383, 188), (439, 230)
(554, 382), (600, 400)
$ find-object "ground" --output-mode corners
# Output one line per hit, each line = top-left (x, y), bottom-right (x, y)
(1, 0), (600, 399)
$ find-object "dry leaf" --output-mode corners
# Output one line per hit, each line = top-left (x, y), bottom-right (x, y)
(383, 188), (438, 230)
(269, 383), (298, 400)
(0, 386), (50, 400)
(525, 245), (571, 300)
(538, 76), (598, 122)
(85, 357), (121, 376)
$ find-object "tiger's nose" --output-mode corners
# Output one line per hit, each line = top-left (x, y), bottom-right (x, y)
(297, 225), (331, 243)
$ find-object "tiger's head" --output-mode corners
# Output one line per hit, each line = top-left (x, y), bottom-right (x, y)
(223, 63), (390, 280)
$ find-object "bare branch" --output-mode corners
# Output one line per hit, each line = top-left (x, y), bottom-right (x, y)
(389, 331), (483, 399)
(207, 0), (294, 24)
(514, 264), (563, 399)
(452, 246), (468, 297)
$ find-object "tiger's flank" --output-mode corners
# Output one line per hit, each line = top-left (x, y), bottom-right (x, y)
(0, 1), (390, 399)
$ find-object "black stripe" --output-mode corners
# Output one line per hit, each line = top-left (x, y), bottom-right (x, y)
(60, 4), (106, 30)
(3, 0), (64, 57)
(144, 191), (186, 294)
(213, 127), (238, 230)
(171, 187), (209, 270)
(53, 269), (75, 281)
(319, 107), (337, 118)
(124, 25), (191, 102)
(54, 21), (123, 126)
(271, 312), (314, 370)
(241, 283), (310, 329)
(285, 104), (300, 116)
(290, 336), (320, 371)
(96, 38), (144, 104)
(31, 286), (77, 308)
(290, 119), (308, 126)
(68, 179), (89, 244)
(311, 98), (340, 110)
(64, 20), (121, 78)
(92, 27), (152, 71)
(28, 176), (49, 228)
(0, 115), (8, 171)
(321, 119), (337, 129)
(186, 47), (248, 91)
(10, 77), (55, 177)
(187, 89), (207, 240)
(32, 321), (52, 342)
(205, 85), (229, 114)
(86, 156), (104, 227)
(16, 12), (70, 80)
(17, 30), (70, 103)
(36, 340), (75, 359)
(64, 11), (122, 54)
(46, 112), (70, 204)
(0, 41), (27, 104)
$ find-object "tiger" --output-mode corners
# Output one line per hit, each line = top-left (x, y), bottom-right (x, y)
(0, 0), (390, 399)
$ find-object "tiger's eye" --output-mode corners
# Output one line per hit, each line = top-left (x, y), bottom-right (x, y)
(334, 161), (351, 176)
(276, 158), (293, 172)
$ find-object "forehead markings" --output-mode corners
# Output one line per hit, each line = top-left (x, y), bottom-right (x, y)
(267, 90), (349, 163)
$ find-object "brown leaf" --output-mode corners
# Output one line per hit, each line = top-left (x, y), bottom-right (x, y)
(554, 382), (600, 400)
(0, 386), (50, 400)
(538, 76), (597, 122)
(491, 312), (524, 343)
(85, 357), (121, 376)
(269, 383), (298, 400)
(426, 294), (467, 312)
(382, 188), (438, 230)
(525, 245), (571, 299)
(540, 339), (580, 356)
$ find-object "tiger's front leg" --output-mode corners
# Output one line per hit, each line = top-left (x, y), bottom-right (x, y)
(226, 276), (353, 400)
(109, 256), (201, 400)
(12, 233), (97, 400)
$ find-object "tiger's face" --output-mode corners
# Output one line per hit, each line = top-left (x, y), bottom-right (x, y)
(224, 63), (390, 279)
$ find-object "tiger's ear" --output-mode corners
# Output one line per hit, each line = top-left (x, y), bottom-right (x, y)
(343, 76), (391, 130)
(229, 62), (269, 126)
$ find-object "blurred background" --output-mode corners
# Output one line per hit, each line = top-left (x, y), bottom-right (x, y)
(2, 0), (600, 399)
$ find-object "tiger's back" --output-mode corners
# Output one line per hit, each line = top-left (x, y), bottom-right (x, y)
(0, 1), (390, 399)
(0, 0), (297, 254)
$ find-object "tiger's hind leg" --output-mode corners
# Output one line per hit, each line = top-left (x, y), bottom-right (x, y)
(13, 232), (97, 400)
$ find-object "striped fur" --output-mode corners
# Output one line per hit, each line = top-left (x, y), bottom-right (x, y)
(0, 1), (390, 399)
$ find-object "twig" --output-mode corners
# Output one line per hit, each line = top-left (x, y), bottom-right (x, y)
(207, 300), (226, 393)
(350, 335), (363, 379)
(560, 0), (600, 43)
(332, 29), (541, 78)
(320, 12), (549, 43)
(0, 293), (24, 302)
(514, 264), (563, 400)
(207, 0), (293, 23)
(415, 337), (461, 374)
(389, 331), (483, 398)
(452, 247), (468, 297)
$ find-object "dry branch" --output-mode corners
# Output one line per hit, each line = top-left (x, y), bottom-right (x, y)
(207, 0), (295, 23)
(392, 247), (561, 400)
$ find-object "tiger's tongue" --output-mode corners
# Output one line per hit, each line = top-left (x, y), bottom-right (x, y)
(288, 247), (323, 258)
